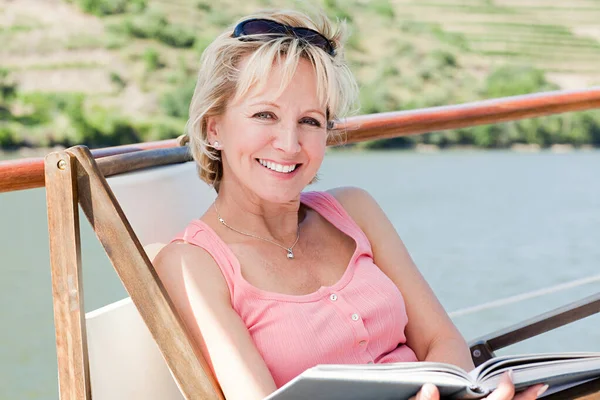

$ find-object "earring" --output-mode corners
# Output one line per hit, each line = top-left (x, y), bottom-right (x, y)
(213, 141), (221, 149)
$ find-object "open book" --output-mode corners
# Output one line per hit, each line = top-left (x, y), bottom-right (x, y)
(265, 353), (600, 399)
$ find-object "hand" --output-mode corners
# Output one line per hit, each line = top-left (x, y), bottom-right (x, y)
(409, 371), (549, 400)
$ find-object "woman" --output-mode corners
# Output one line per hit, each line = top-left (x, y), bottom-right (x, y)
(154, 9), (546, 400)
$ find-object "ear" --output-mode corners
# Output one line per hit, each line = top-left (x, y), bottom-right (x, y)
(206, 115), (221, 144)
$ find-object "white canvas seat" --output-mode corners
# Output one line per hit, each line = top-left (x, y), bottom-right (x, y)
(86, 161), (215, 400)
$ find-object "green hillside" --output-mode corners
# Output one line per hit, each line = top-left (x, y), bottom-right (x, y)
(1, 0), (600, 150)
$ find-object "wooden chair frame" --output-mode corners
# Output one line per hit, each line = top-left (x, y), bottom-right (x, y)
(45, 146), (222, 400)
(470, 292), (600, 365)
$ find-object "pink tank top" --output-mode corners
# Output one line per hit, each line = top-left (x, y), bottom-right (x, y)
(171, 191), (417, 387)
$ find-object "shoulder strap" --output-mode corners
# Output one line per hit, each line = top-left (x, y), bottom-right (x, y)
(301, 191), (372, 253)
(170, 220), (238, 299)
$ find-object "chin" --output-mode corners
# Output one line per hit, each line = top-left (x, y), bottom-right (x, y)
(245, 165), (316, 203)
(250, 182), (307, 204)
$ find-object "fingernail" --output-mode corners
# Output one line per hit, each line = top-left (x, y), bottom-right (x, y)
(537, 384), (549, 398)
(507, 369), (514, 382)
(421, 383), (435, 400)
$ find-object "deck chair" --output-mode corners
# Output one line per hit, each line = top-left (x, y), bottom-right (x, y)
(44, 146), (224, 400)
(44, 145), (600, 400)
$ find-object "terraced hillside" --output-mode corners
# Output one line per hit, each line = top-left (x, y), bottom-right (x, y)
(1, 0), (600, 149)
(393, 0), (600, 88)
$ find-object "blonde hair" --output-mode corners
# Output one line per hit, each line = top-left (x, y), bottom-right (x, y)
(186, 9), (358, 191)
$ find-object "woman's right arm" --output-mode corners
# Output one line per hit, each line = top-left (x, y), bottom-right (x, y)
(153, 243), (278, 400)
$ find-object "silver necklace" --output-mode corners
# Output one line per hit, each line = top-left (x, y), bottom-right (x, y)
(214, 203), (300, 260)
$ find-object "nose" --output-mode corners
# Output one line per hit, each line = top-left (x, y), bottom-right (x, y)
(273, 124), (301, 154)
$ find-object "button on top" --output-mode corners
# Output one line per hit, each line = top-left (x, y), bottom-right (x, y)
(351, 313), (360, 321)
(329, 293), (338, 301)
(367, 361), (374, 364)
(358, 340), (367, 346)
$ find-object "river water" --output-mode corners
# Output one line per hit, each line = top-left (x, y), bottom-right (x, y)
(1, 150), (599, 399)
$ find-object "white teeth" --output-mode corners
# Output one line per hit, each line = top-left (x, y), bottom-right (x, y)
(258, 159), (297, 173)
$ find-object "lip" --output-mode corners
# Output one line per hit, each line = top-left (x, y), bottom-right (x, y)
(255, 158), (302, 178)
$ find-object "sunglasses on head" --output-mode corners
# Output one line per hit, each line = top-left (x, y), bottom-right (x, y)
(232, 18), (336, 57)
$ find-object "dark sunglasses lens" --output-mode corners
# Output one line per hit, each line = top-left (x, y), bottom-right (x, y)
(294, 28), (334, 55)
(241, 20), (287, 35)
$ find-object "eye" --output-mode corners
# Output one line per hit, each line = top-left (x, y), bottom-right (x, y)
(253, 111), (276, 120)
(300, 117), (322, 127)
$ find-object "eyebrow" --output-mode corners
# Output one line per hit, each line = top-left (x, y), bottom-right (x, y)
(250, 101), (280, 109)
(249, 101), (326, 119)
(305, 109), (327, 119)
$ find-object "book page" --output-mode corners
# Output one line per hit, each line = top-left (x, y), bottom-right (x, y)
(267, 365), (483, 400)
(477, 356), (600, 393)
(473, 352), (600, 382)
(315, 361), (472, 381)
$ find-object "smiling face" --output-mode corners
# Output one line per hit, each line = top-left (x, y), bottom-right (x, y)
(208, 56), (328, 204)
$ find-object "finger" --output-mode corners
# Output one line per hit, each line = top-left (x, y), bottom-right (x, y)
(486, 371), (515, 400)
(411, 383), (440, 400)
(513, 384), (549, 400)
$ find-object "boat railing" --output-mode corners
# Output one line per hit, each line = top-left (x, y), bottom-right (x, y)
(2, 86), (600, 194)
(2, 87), (600, 399)
(0, 138), (182, 193)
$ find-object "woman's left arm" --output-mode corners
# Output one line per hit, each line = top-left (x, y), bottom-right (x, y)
(330, 186), (475, 371)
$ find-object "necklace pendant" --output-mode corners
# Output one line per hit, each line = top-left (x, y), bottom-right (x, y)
(286, 249), (294, 259)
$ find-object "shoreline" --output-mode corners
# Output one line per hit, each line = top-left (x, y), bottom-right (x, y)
(1, 143), (599, 161)
(0, 145), (67, 161)
(331, 143), (599, 154)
